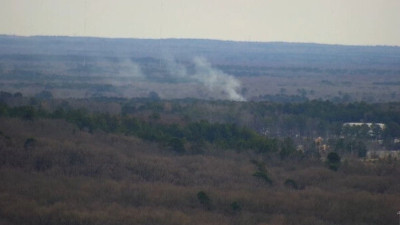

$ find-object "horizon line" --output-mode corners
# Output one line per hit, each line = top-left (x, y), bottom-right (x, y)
(1, 34), (399, 48)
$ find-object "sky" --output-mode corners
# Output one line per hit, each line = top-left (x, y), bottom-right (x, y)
(1, 0), (400, 46)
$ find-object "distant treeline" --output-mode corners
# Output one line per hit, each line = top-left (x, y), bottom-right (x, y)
(0, 102), (287, 156)
(1, 96), (400, 155)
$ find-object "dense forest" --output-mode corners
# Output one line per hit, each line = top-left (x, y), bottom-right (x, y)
(1, 35), (400, 225)
(1, 92), (400, 225)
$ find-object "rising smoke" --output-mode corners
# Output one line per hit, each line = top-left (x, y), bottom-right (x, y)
(163, 56), (246, 101)
(163, 55), (188, 79)
(105, 59), (144, 88)
(192, 57), (246, 101)
(117, 59), (144, 79)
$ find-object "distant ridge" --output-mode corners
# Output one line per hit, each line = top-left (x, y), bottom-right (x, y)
(1, 35), (400, 67)
(1, 34), (400, 48)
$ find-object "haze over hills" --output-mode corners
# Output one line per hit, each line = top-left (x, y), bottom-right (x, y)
(2, 0), (400, 224)
(1, 35), (400, 66)
(0, 35), (400, 101)
(1, 35), (400, 225)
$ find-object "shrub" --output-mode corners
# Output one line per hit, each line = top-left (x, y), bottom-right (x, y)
(252, 160), (273, 185)
(326, 152), (341, 171)
(197, 191), (212, 210)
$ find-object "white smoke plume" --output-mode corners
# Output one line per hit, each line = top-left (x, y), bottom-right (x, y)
(192, 57), (246, 101)
(163, 55), (188, 79)
(117, 59), (144, 79)
(163, 56), (246, 101)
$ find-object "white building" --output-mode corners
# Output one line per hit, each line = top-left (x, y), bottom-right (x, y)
(343, 122), (385, 130)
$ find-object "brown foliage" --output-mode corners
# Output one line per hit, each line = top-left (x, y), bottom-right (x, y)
(1, 117), (400, 225)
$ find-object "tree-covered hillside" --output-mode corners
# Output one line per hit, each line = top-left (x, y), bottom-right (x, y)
(1, 95), (400, 225)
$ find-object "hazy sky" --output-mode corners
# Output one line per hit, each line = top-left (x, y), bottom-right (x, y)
(1, 0), (400, 46)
